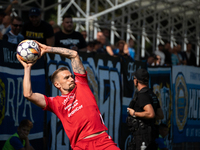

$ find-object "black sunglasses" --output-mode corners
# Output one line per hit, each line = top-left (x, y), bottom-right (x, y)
(12, 24), (23, 27)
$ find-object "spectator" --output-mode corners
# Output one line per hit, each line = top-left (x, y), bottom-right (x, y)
(113, 40), (131, 61)
(154, 44), (165, 66)
(147, 53), (158, 66)
(49, 20), (55, 26)
(2, 119), (34, 150)
(21, 7), (54, 46)
(0, 10), (6, 39)
(183, 42), (196, 66)
(163, 41), (172, 66)
(171, 45), (180, 65)
(96, 31), (114, 56)
(124, 38), (135, 60)
(4, 0), (18, 16)
(81, 30), (87, 41)
(55, 14), (87, 51)
(85, 41), (95, 53)
(155, 123), (169, 150)
(97, 31), (103, 41)
(1, 15), (12, 35)
(0, 0), (18, 39)
(176, 43), (187, 65)
(0, 10), (6, 32)
(154, 55), (161, 66)
(52, 24), (61, 34)
(102, 28), (111, 46)
(3, 16), (24, 44)
(93, 40), (102, 52)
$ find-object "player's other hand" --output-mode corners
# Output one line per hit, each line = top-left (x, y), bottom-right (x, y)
(34, 40), (48, 58)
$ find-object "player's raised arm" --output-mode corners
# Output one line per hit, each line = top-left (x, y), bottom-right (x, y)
(16, 54), (46, 108)
(36, 41), (85, 74)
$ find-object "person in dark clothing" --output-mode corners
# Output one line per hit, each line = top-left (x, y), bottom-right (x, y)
(163, 41), (172, 66)
(54, 14), (87, 51)
(3, 16), (24, 44)
(126, 69), (163, 150)
(184, 43), (196, 66)
(21, 7), (54, 46)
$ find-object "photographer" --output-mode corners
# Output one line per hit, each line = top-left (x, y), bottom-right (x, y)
(127, 69), (163, 150)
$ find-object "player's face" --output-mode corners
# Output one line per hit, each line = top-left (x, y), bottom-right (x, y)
(62, 17), (73, 32)
(56, 70), (75, 93)
(18, 126), (31, 140)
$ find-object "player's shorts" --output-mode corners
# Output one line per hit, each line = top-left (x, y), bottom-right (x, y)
(73, 132), (120, 150)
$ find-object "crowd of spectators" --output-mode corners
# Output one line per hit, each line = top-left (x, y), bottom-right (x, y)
(0, 2), (198, 67)
(149, 42), (197, 67)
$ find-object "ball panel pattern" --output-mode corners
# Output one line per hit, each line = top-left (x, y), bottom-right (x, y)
(17, 40), (40, 62)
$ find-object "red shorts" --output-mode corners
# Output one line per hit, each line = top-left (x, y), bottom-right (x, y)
(73, 132), (120, 150)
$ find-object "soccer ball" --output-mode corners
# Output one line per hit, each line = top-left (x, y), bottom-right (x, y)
(17, 40), (40, 62)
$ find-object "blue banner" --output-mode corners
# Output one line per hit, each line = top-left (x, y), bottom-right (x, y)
(172, 66), (200, 143)
(0, 41), (46, 150)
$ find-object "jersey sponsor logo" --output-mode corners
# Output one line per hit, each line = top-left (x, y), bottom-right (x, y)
(62, 93), (76, 105)
(25, 31), (44, 38)
(64, 99), (78, 111)
(175, 73), (188, 131)
(68, 104), (83, 117)
(0, 78), (6, 125)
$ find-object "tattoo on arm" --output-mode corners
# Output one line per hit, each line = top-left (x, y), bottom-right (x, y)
(49, 47), (85, 74)
(50, 47), (73, 57)
(71, 57), (85, 74)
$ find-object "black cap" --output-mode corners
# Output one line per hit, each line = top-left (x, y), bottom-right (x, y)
(133, 68), (149, 81)
(29, 7), (41, 16)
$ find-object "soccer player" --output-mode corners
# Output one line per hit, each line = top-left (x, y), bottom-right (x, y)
(16, 41), (120, 150)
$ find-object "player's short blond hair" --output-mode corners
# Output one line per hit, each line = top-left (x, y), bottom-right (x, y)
(51, 67), (69, 84)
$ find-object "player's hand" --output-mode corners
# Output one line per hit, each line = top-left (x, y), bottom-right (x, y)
(34, 40), (48, 58)
(16, 54), (36, 67)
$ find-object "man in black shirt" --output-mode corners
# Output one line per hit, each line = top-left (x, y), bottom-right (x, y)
(54, 14), (87, 51)
(184, 42), (196, 66)
(127, 69), (163, 150)
(21, 7), (54, 46)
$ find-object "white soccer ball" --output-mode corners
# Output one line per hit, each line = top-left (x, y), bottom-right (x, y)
(17, 40), (40, 62)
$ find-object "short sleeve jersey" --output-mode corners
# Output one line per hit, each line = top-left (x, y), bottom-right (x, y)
(55, 31), (87, 49)
(43, 72), (107, 148)
(132, 87), (156, 124)
(21, 20), (54, 44)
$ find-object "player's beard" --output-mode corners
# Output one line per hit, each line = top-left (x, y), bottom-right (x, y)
(68, 83), (75, 92)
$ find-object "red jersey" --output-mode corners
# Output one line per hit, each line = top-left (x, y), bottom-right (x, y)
(43, 72), (107, 148)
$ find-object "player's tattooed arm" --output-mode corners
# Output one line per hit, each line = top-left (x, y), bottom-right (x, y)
(71, 57), (85, 74)
(49, 47), (86, 74)
(35, 41), (86, 74)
